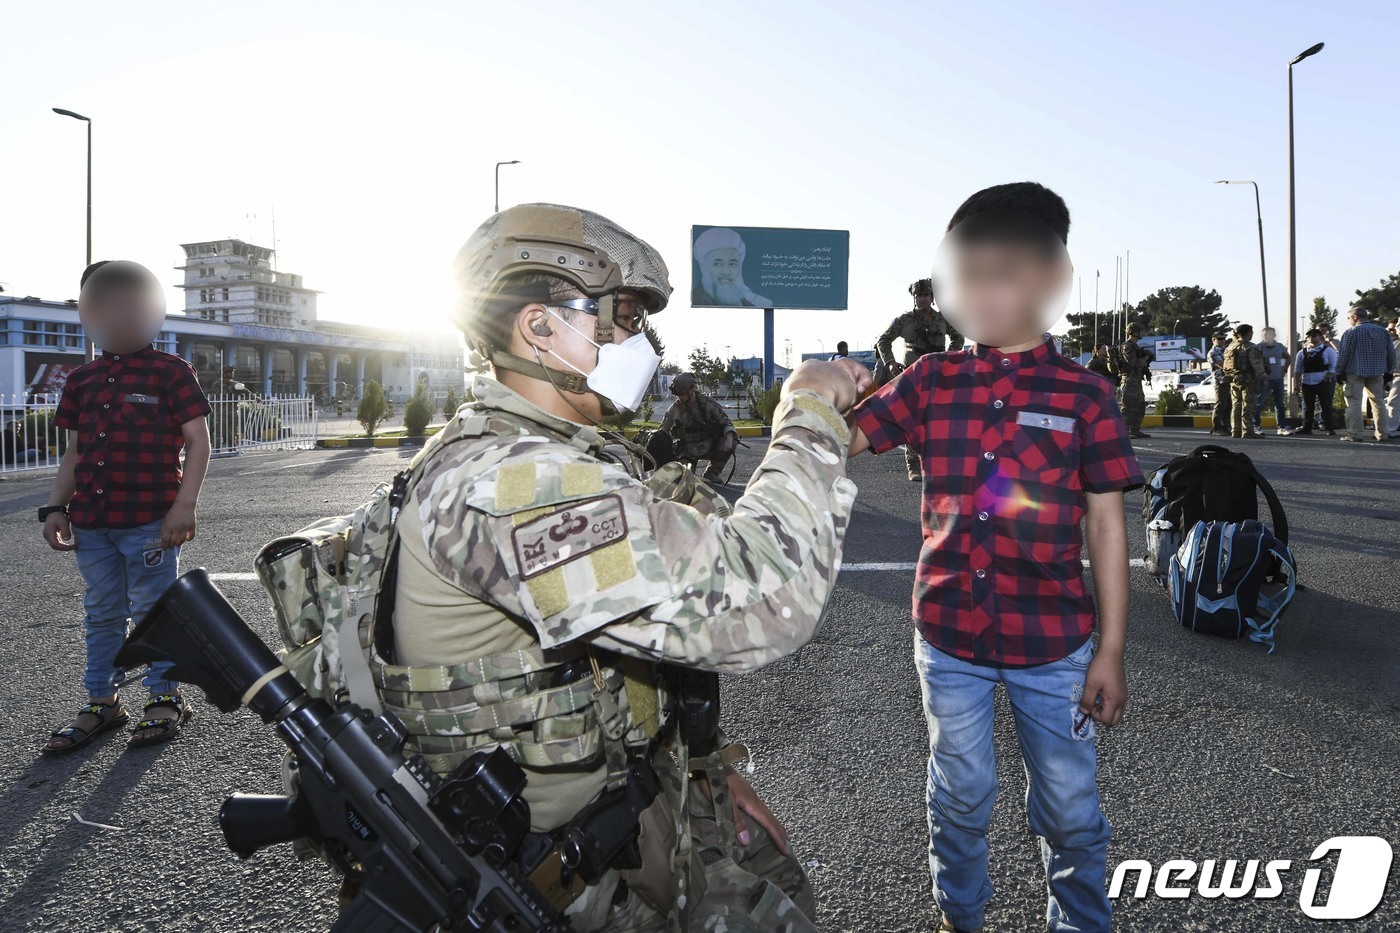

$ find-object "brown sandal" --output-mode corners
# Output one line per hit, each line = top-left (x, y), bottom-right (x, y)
(43, 699), (129, 755)
(128, 693), (194, 748)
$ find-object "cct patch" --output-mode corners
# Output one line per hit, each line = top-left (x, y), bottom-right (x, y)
(511, 495), (628, 580)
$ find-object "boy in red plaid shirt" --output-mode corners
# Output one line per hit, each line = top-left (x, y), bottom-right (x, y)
(849, 184), (1142, 933)
(41, 261), (212, 754)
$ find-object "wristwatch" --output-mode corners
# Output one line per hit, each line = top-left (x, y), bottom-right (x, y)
(38, 505), (68, 523)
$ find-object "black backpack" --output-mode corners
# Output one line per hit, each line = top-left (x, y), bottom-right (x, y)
(1142, 445), (1289, 583)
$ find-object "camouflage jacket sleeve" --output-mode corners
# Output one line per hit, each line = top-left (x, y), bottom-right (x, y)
(412, 392), (856, 673)
(659, 402), (678, 434)
(876, 314), (903, 365)
(701, 395), (734, 435)
(944, 315), (965, 351)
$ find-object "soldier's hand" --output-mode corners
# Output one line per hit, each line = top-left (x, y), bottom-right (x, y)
(783, 359), (872, 415)
(725, 768), (791, 855)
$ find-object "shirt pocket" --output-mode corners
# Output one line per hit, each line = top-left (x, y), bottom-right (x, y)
(1008, 409), (1077, 476)
(121, 392), (164, 428)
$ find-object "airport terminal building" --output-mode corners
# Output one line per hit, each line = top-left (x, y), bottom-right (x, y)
(1, 238), (466, 403)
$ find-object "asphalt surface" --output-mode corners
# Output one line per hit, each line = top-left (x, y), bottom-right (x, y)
(0, 428), (1396, 932)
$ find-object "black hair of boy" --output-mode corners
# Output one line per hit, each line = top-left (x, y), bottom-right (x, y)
(946, 182), (1071, 246)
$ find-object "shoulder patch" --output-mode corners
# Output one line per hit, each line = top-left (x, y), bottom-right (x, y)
(511, 495), (629, 579)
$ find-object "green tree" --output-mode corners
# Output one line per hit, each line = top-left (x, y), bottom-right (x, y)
(442, 386), (462, 421)
(686, 347), (729, 393)
(1131, 286), (1229, 339)
(404, 385), (433, 436)
(357, 380), (388, 437)
(1062, 312), (1118, 358)
(1351, 271), (1400, 322)
(1308, 296), (1338, 339)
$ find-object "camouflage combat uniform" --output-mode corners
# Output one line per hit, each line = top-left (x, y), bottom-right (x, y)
(1224, 337), (1266, 438)
(877, 309), (964, 476)
(1117, 338), (1152, 436)
(382, 374), (855, 932)
(659, 391), (736, 481)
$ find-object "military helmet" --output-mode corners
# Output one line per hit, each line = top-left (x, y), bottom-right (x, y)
(670, 372), (697, 394)
(450, 203), (672, 345)
(909, 278), (934, 297)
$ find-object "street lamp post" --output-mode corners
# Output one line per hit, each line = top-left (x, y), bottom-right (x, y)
(1215, 180), (1270, 330)
(494, 160), (520, 213)
(53, 107), (93, 360)
(1287, 42), (1324, 417)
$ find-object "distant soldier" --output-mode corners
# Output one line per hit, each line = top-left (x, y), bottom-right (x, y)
(1207, 331), (1231, 436)
(1117, 322), (1153, 440)
(1223, 323), (1267, 439)
(658, 372), (737, 481)
(877, 278), (964, 479)
(1086, 344), (1116, 385)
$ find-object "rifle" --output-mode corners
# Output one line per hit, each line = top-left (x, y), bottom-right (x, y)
(116, 569), (570, 933)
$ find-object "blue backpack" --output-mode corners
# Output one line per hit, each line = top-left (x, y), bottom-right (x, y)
(1169, 519), (1297, 653)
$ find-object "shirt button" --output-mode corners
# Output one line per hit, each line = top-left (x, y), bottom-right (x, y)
(1001, 359), (1012, 367)
(978, 511), (989, 521)
(97, 461), (104, 466)
(103, 404), (110, 409)
(983, 451), (995, 461)
(96, 489), (104, 494)
(993, 400), (1004, 409)
(107, 377), (115, 383)
(99, 432), (106, 438)
(975, 569), (987, 579)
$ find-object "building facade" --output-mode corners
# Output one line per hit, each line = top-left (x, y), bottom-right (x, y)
(1, 239), (466, 404)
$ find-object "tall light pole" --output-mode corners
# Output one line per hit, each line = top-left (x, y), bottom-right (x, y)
(1287, 42), (1324, 416)
(1216, 180), (1270, 330)
(53, 107), (94, 361)
(494, 160), (520, 213)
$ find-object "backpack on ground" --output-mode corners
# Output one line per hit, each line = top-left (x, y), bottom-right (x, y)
(1168, 519), (1297, 653)
(1142, 444), (1289, 585)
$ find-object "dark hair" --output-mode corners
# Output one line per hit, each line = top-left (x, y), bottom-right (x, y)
(946, 182), (1071, 245)
(836, 340), (848, 353)
(473, 273), (584, 352)
(79, 260), (161, 302)
(1234, 323), (1253, 337)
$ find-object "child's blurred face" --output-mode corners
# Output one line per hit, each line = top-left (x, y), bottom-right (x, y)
(939, 240), (1070, 349)
(78, 262), (165, 354)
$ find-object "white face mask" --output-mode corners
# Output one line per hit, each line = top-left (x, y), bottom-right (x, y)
(545, 308), (661, 413)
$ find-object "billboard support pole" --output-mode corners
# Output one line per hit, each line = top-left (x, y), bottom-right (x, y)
(763, 308), (775, 390)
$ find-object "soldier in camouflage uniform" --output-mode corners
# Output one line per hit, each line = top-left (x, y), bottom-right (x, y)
(375, 203), (870, 932)
(876, 278), (965, 479)
(658, 372), (736, 481)
(1223, 323), (1266, 439)
(1117, 322), (1153, 440)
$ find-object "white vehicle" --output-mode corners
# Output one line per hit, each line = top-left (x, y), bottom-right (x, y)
(1144, 370), (1220, 409)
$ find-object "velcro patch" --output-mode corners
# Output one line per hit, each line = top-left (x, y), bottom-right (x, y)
(511, 495), (628, 580)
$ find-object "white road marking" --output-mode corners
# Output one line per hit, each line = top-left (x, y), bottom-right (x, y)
(224, 451), (380, 476)
(209, 572), (260, 582)
(841, 559), (1146, 572)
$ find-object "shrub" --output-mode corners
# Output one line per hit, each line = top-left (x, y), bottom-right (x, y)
(1156, 386), (1187, 416)
(357, 381), (388, 437)
(404, 387), (433, 437)
(746, 383), (782, 426)
(442, 387), (461, 421)
(21, 409), (65, 451)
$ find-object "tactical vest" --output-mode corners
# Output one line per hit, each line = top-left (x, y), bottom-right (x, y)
(1302, 346), (1329, 374)
(256, 409), (726, 784)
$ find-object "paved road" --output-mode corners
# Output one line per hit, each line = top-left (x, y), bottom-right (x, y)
(0, 429), (1396, 931)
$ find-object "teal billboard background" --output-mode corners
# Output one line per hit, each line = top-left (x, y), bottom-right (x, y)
(690, 225), (849, 310)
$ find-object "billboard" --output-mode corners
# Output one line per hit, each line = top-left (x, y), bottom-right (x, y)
(691, 225), (849, 310)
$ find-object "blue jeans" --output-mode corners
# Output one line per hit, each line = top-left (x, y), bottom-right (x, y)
(914, 635), (1111, 933)
(73, 519), (180, 697)
(1255, 378), (1287, 428)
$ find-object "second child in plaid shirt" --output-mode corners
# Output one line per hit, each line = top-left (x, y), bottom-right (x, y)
(849, 184), (1142, 933)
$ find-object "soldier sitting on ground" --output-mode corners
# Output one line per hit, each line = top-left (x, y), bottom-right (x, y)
(654, 372), (737, 482)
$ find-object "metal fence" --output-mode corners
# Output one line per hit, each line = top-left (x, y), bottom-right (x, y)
(0, 393), (319, 475)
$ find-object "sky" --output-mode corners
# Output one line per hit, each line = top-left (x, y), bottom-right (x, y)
(2, 1), (1396, 368)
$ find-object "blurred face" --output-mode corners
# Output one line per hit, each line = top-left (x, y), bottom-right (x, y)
(706, 248), (742, 287)
(937, 241), (1070, 348)
(78, 262), (166, 355)
(1262, 328), (1276, 342)
(914, 293), (933, 311)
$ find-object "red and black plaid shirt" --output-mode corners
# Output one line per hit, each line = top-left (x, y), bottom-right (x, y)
(54, 347), (211, 529)
(854, 338), (1143, 667)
